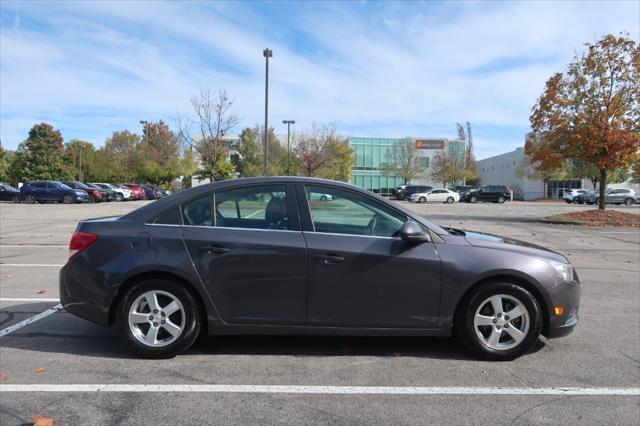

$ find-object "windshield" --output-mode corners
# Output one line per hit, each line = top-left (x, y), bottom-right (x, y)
(52, 181), (71, 189)
(1, 184), (18, 191)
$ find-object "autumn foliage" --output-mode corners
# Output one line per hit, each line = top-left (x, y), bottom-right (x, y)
(529, 33), (640, 209)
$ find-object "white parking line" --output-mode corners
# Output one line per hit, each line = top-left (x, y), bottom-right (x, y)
(0, 384), (638, 395)
(0, 303), (62, 337)
(3, 233), (70, 236)
(0, 264), (64, 267)
(0, 298), (60, 302)
(0, 245), (67, 248)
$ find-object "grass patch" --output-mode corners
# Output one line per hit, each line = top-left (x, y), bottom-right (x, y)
(545, 209), (640, 227)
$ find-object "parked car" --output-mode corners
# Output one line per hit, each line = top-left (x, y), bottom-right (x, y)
(91, 183), (133, 201)
(394, 185), (406, 199)
(61, 181), (106, 203)
(60, 177), (579, 360)
(308, 192), (333, 201)
(454, 185), (477, 196)
(86, 183), (116, 202)
(605, 188), (639, 206)
(410, 188), (460, 204)
(575, 188), (639, 206)
(126, 183), (156, 200)
(0, 183), (21, 202)
(562, 189), (588, 204)
(147, 185), (172, 199)
(121, 184), (146, 200)
(462, 185), (510, 203)
(20, 180), (90, 204)
(400, 185), (432, 200)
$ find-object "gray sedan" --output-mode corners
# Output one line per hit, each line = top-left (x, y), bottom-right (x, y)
(60, 177), (579, 360)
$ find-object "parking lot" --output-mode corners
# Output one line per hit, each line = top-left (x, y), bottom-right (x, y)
(1, 200), (639, 425)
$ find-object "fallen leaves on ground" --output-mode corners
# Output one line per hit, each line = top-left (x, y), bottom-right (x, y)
(546, 209), (640, 227)
(36, 289), (47, 294)
(0, 373), (8, 381)
(31, 415), (55, 426)
(35, 368), (45, 373)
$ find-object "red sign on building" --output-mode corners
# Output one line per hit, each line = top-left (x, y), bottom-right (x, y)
(415, 140), (445, 149)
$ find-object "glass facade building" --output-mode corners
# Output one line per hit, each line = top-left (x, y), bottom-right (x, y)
(349, 136), (467, 195)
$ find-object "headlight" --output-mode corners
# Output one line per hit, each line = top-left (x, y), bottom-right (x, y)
(548, 259), (573, 281)
(75, 190), (85, 195)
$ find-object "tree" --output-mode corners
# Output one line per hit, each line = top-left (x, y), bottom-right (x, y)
(380, 139), (423, 184)
(138, 120), (188, 185)
(464, 151), (480, 186)
(293, 122), (342, 177)
(64, 140), (96, 181)
(631, 156), (640, 184)
(96, 130), (141, 182)
(430, 151), (469, 188)
(530, 33), (640, 209)
(11, 123), (73, 182)
(320, 138), (355, 182)
(0, 146), (12, 183)
(568, 160), (630, 188)
(178, 89), (239, 181)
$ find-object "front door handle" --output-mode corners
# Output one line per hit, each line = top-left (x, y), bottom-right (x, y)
(318, 254), (344, 264)
(200, 245), (229, 254)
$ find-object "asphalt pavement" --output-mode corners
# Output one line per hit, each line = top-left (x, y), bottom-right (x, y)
(0, 199), (638, 425)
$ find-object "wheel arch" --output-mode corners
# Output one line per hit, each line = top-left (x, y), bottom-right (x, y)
(109, 270), (208, 334)
(453, 274), (550, 337)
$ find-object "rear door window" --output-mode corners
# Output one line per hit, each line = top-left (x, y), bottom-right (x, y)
(215, 185), (288, 230)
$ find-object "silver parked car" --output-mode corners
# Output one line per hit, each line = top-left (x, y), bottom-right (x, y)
(605, 188), (639, 206)
(563, 189), (587, 204)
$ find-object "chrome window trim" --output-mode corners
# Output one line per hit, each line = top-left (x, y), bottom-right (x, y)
(302, 230), (400, 240)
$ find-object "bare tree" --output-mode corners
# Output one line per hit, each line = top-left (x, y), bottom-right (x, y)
(380, 139), (423, 184)
(177, 89), (239, 181)
(293, 122), (342, 177)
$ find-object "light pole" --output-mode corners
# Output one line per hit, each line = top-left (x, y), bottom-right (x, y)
(282, 120), (295, 176)
(139, 120), (148, 146)
(263, 48), (272, 176)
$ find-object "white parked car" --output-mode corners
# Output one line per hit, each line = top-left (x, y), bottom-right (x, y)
(563, 189), (587, 204)
(410, 189), (460, 204)
(308, 192), (333, 201)
(91, 183), (134, 201)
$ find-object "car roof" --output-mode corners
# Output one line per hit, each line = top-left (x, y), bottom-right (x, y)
(121, 177), (448, 234)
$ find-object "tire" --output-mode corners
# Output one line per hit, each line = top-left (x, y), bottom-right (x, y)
(455, 282), (542, 361)
(594, 198), (599, 205)
(565, 199), (572, 204)
(470, 196), (478, 203)
(119, 278), (201, 358)
(419, 197), (426, 203)
(320, 195), (328, 201)
(25, 195), (36, 204)
(497, 196), (505, 204)
(11, 195), (19, 203)
(624, 198), (634, 206)
(63, 194), (74, 204)
(446, 197), (454, 204)
(116, 193), (124, 202)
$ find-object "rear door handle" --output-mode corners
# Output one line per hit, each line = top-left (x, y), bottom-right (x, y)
(318, 254), (344, 264)
(200, 245), (229, 254)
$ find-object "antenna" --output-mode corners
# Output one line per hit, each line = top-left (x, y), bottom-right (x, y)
(456, 123), (465, 141)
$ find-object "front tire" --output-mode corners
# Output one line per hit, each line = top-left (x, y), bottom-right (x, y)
(497, 196), (505, 204)
(63, 194), (74, 204)
(470, 196), (478, 203)
(455, 282), (542, 361)
(119, 279), (201, 358)
(116, 193), (124, 202)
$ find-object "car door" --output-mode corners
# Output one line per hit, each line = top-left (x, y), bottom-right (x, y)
(33, 182), (49, 200)
(299, 184), (442, 328)
(180, 183), (308, 326)
(430, 190), (446, 202)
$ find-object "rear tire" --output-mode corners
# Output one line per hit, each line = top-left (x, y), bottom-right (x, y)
(116, 193), (124, 202)
(119, 279), (201, 358)
(624, 198), (634, 206)
(446, 197), (454, 204)
(419, 197), (426, 203)
(25, 195), (36, 204)
(455, 282), (542, 361)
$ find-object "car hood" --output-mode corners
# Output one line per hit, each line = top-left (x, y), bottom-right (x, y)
(460, 229), (568, 263)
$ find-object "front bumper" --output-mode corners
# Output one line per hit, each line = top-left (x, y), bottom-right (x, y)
(546, 279), (580, 338)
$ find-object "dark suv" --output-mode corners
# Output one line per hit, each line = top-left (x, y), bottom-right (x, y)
(463, 185), (510, 203)
(401, 185), (433, 200)
(20, 180), (90, 204)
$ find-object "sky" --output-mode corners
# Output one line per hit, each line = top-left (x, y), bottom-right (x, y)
(0, 1), (638, 159)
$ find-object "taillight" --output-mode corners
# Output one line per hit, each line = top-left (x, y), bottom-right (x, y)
(69, 231), (99, 259)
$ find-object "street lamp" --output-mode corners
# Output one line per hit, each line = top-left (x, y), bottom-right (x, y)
(282, 120), (295, 176)
(263, 48), (272, 176)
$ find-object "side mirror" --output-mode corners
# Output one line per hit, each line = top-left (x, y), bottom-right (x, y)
(401, 221), (431, 243)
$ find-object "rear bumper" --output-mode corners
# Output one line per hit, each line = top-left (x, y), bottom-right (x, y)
(59, 262), (113, 326)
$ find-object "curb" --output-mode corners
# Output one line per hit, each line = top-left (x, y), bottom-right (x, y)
(540, 218), (640, 227)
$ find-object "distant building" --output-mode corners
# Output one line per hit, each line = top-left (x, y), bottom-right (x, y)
(349, 136), (467, 196)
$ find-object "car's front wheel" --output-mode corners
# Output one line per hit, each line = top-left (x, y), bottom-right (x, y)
(497, 196), (505, 204)
(456, 282), (542, 360)
(63, 194), (74, 204)
(119, 279), (201, 358)
(469, 196), (478, 203)
(115, 193), (124, 202)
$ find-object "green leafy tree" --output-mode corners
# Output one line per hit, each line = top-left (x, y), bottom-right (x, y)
(530, 33), (640, 209)
(630, 156), (640, 184)
(138, 120), (187, 185)
(380, 139), (423, 185)
(96, 130), (141, 182)
(233, 126), (287, 177)
(430, 151), (470, 188)
(12, 123), (73, 182)
(64, 140), (96, 181)
(0, 146), (13, 183)
(568, 160), (630, 188)
(320, 139), (355, 182)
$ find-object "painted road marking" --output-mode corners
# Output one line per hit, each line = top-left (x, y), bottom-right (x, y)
(0, 384), (638, 395)
(0, 298), (61, 303)
(0, 264), (64, 267)
(0, 304), (62, 338)
(2, 233), (70, 237)
(0, 245), (67, 248)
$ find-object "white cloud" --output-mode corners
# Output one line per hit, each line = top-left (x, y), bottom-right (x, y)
(0, 0), (638, 150)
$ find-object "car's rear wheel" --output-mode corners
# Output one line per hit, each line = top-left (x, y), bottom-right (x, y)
(63, 194), (74, 204)
(115, 193), (123, 202)
(470, 196), (478, 203)
(446, 197), (454, 204)
(455, 282), (542, 360)
(624, 198), (634, 206)
(320, 195), (328, 201)
(25, 195), (36, 204)
(419, 197), (426, 203)
(119, 279), (201, 358)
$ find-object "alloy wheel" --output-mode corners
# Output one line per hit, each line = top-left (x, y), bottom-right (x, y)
(63, 195), (74, 204)
(128, 290), (185, 348)
(473, 294), (530, 351)
(26, 195), (36, 204)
